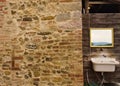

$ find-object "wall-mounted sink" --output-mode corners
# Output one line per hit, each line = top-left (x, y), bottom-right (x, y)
(91, 57), (119, 72)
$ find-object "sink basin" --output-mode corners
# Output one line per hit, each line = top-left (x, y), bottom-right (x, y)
(91, 57), (119, 72)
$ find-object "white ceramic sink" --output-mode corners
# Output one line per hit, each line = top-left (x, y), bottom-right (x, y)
(91, 57), (119, 72)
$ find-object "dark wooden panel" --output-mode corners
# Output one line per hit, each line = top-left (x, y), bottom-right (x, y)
(83, 13), (120, 83)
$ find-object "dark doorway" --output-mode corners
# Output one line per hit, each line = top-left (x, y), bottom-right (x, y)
(89, 4), (120, 13)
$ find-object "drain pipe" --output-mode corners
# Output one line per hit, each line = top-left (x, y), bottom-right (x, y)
(86, 69), (90, 85)
(100, 72), (105, 86)
(86, 69), (104, 86)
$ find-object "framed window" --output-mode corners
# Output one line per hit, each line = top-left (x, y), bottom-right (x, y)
(90, 28), (114, 47)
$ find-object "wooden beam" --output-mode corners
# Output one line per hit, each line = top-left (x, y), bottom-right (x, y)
(89, 1), (113, 4)
(85, 0), (89, 14)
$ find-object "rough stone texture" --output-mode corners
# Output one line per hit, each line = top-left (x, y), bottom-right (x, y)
(83, 13), (120, 83)
(0, 0), (83, 86)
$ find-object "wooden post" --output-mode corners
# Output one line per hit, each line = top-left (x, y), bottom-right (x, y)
(85, 0), (89, 14)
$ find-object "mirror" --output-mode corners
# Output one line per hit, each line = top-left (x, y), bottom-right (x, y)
(90, 28), (114, 47)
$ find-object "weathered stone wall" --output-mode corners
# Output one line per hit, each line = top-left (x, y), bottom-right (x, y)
(83, 13), (120, 83)
(0, 0), (83, 86)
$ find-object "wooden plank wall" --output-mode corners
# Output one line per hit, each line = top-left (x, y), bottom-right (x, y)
(83, 13), (120, 83)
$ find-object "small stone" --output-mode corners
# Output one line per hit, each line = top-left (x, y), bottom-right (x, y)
(27, 56), (33, 62)
(33, 16), (39, 20)
(23, 17), (32, 21)
(32, 2), (38, 7)
(19, 26), (26, 30)
(19, 4), (25, 10)
(7, 20), (13, 24)
(42, 36), (47, 40)
(26, 44), (38, 49)
(2, 63), (10, 70)
(0, 57), (2, 63)
(33, 82), (39, 86)
(42, 60), (45, 63)
(56, 70), (61, 73)
(52, 77), (62, 82)
(24, 75), (29, 79)
(28, 71), (32, 77)
(3, 76), (10, 80)
(58, 29), (62, 33)
(16, 72), (19, 75)
(59, 0), (73, 2)
(37, 32), (52, 35)
(41, 16), (55, 20)
(48, 82), (54, 86)
(24, 51), (29, 55)
(46, 57), (53, 61)
(11, 10), (16, 15)
(41, 77), (50, 81)
(47, 45), (52, 49)
(24, 38), (29, 41)
(4, 71), (11, 75)
(33, 71), (40, 77)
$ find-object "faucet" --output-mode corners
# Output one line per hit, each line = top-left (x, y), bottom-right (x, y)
(102, 54), (107, 58)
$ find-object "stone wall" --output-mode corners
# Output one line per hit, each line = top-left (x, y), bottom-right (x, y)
(83, 13), (120, 83)
(0, 0), (83, 86)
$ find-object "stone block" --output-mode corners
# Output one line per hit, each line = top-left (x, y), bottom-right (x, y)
(58, 19), (82, 29)
(41, 16), (55, 20)
(56, 12), (71, 22)
(59, 0), (73, 2)
(58, 2), (82, 12)
(52, 76), (62, 82)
